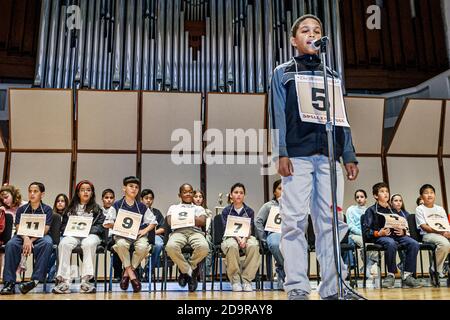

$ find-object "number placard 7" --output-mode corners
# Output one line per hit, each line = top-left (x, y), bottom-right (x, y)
(17, 214), (46, 238)
(224, 215), (251, 238)
(112, 209), (142, 240)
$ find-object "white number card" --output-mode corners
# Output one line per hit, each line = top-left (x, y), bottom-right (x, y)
(63, 216), (93, 238)
(294, 75), (349, 127)
(171, 207), (196, 230)
(224, 215), (251, 238)
(265, 206), (282, 233)
(424, 210), (450, 232)
(383, 214), (410, 235)
(17, 214), (46, 238)
(112, 209), (142, 240)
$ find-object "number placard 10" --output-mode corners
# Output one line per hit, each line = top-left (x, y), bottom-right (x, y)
(265, 206), (282, 233)
(112, 209), (142, 240)
(17, 214), (46, 238)
(224, 215), (251, 238)
(63, 216), (93, 238)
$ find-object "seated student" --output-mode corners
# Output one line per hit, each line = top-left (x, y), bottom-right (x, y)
(346, 189), (378, 278)
(103, 177), (157, 293)
(391, 194), (410, 272)
(0, 182), (53, 295)
(221, 183), (260, 292)
(47, 193), (69, 283)
(192, 189), (214, 276)
(362, 182), (421, 288)
(0, 184), (26, 221)
(53, 181), (105, 294)
(415, 184), (450, 284)
(165, 183), (209, 292)
(140, 189), (165, 279)
(101, 188), (122, 281)
(255, 179), (285, 290)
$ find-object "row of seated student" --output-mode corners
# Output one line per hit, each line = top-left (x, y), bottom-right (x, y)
(0, 178), (286, 295)
(345, 183), (450, 288)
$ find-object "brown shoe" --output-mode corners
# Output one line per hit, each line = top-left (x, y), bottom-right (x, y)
(130, 279), (142, 293)
(120, 271), (130, 290)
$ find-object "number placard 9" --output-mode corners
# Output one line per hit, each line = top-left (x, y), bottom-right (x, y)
(265, 206), (282, 233)
(63, 216), (93, 238)
(112, 209), (142, 240)
(17, 214), (46, 238)
(224, 215), (251, 238)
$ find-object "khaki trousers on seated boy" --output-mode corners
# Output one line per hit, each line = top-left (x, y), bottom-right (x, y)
(165, 229), (209, 274)
(113, 236), (151, 269)
(221, 236), (260, 285)
(423, 233), (450, 274)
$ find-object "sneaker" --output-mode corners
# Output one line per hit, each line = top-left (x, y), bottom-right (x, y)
(178, 273), (189, 288)
(0, 282), (15, 295)
(429, 267), (439, 287)
(52, 282), (71, 294)
(19, 281), (37, 294)
(403, 275), (422, 288)
(242, 282), (253, 292)
(231, 282), (242, 292)
(188, 275), (198, 292)
(322, 290), (365, 300)
(382, 274), (395, 289)
(276, 276), (284, 291)
(287, 289), (309, 300)
(80, 281), (96, 293)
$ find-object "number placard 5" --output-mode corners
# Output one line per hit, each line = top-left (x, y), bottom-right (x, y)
(112, 209), (142, 240)
(294, 74), (350, 127)
(224, 215), (251, 238)
(17, 214), (46, 238)
(63, 216), (93, 238)
(265, 206), (282, 233)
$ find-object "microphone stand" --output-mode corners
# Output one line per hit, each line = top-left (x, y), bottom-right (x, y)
(319, 38), (344, 300)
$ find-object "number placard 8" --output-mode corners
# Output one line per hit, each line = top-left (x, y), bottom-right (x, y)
(17, 214), (46, 238)
(63, 216), (93, 238)
(112, 209), (142, 240)
(224, 215), (251, 238)
(171, 207), (196, 230)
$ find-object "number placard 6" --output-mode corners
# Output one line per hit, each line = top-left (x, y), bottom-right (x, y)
(17, 214), (46, 238)
(63, 216), (93, 238)
(112, 209), (142, 240)
(224, 215), (251, 238)
(265, 206), (282, 233)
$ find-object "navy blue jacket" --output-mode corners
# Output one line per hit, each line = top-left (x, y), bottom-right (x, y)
(269, 54), (357, 163)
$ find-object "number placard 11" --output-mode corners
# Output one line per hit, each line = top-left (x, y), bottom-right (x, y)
(112, 209), (142, 240)
(17, 214), (46, 238)
(63, 216), (93, 238)
(265, 206), (282, 233)
(224, 215), (251, 238)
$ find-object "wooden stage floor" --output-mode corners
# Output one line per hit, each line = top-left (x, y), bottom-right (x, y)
(1, 287), (449, 300)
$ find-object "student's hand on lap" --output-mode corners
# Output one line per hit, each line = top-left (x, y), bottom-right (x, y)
(380, 228), (391, 237)
(137, 229), (147, 238)
(393, 227), (404, 236)
(277, 157), (294, 177)
(442, 231), (450, 239)
(23, 238), (33, 256)
(344, 163), (359, 181)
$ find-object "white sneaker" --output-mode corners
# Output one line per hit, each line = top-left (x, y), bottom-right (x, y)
(232, 282), (242, 292)
(52, 282), (71, 294)
(80, 281), (96, 293)
(242, 282), (253, 292)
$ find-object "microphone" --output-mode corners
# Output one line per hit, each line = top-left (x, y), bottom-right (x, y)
(310, 36), (329, 50)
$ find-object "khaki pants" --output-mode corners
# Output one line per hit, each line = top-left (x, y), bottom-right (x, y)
(221, 236), (260, 284)
(113, 236), (151, 270)
(423, 233), (450, 274)
(165, 229), (209, 274)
